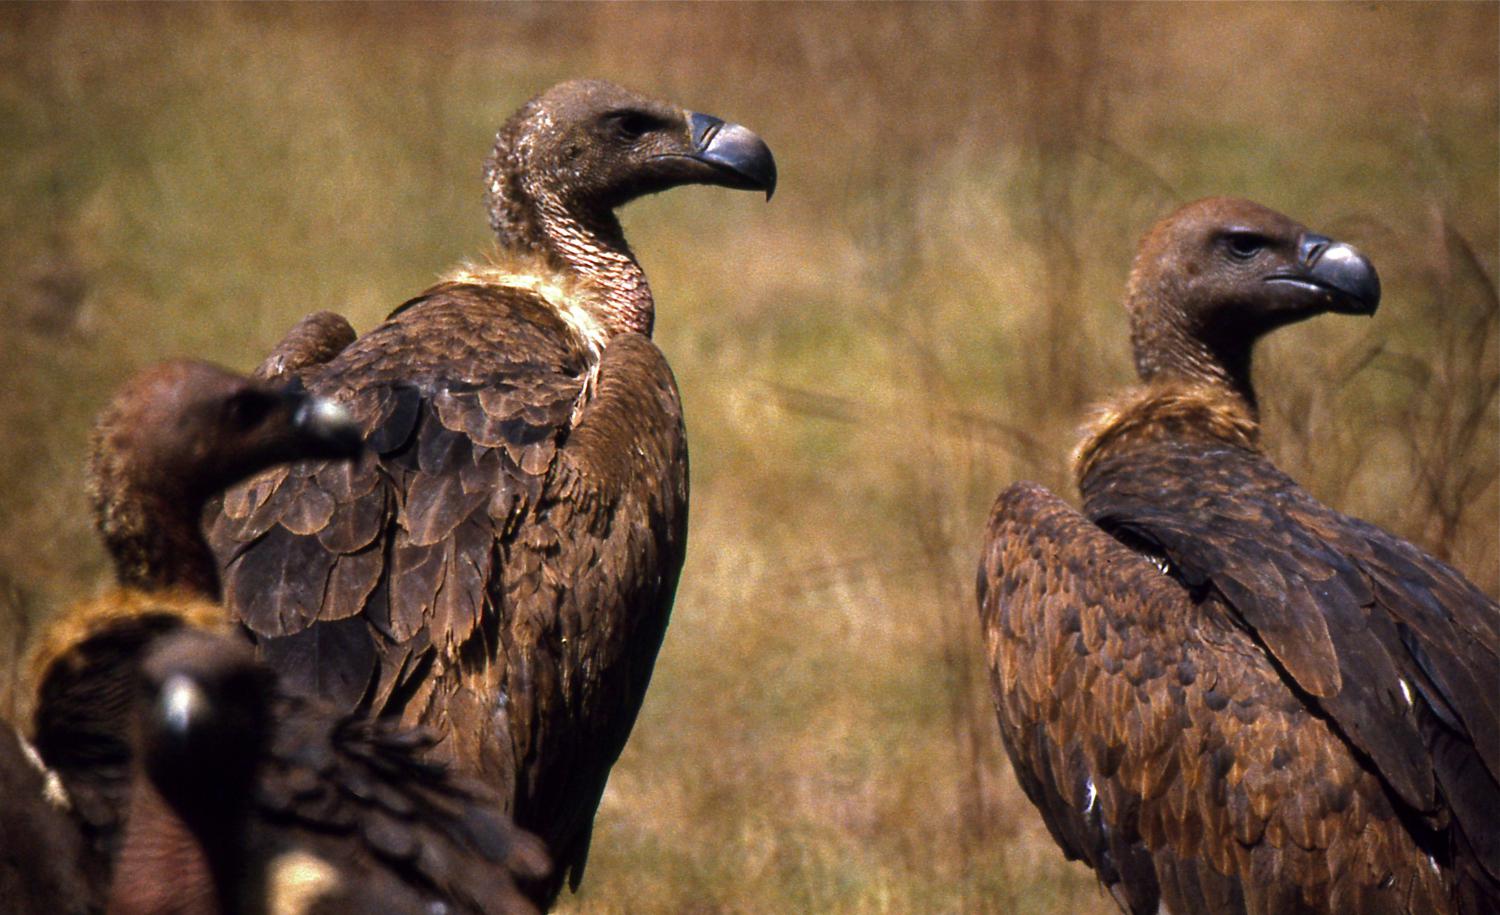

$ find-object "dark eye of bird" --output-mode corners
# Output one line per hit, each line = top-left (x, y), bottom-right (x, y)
(1223, 232), (1265, 262)
(608, 111), (657, 142)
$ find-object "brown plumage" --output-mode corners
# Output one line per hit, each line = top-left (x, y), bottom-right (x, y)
(206, 79), (775, 904)
(27, 361), (547, 914)
(979, 198), (1499, 914)
(0, 724), (94, 914)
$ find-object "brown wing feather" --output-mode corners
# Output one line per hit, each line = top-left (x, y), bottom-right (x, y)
(458, 332), (688, 899)
(210, 284), (586, 694)
(1081, 437), (1500, 907)
(210, 289), (687, 908)
(980, 481), (1454, 915)
(252, 694), (550, 915)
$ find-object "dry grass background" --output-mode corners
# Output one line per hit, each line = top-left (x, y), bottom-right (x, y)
(1, 4), (1496, 913)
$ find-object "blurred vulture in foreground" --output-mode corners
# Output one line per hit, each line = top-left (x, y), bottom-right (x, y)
(978, 198), (1499, 915)
(208, 79), (776, 903)
(111, 628), (548, 915)
(22, 361), (545, 914)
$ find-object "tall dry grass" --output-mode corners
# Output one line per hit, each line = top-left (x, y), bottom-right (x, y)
(1, 5), (1495, 913)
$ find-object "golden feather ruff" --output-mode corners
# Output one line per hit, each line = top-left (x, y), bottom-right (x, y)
(1073, 381), (1261, 487)
(21, 587), (234, 728)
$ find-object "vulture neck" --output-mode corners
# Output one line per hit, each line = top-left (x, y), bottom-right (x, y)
(1129, 291), (1260, 420)
(95, 481), (222, 601)
(1073, 381), (1262, 488)
(110, 776), (230, 915)
(489, 156), (654, 340)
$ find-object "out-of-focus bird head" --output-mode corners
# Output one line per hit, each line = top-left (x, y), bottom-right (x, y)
(91, 360), (363, 509)
(138, 630), (272, 825)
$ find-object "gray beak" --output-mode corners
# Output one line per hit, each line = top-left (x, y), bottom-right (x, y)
(688, 112), (778, 199)
(290, 393), (364, 457)
(1299, 233), (1381, 315)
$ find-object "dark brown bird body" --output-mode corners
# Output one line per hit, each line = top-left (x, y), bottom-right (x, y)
(206, 79), (775, 902)
(15, 361), (365, 914)
(979, 198), (1499, 914)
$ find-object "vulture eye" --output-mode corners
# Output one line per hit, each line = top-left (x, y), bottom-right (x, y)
(222, 391), (274, 429)
(1223, 232), (1266, 262)
(607, 111), (658, 142)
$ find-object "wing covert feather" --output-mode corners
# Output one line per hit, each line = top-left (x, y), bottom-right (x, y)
(980, 481), (1454, 914)
(211, 289), (689, 906)
(1080, 438), (1500, 905)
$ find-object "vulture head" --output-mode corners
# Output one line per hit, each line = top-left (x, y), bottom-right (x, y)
(483, 78), (776, 250)
(91, 361), (362, 507)
(1124, 197), (1380, 408)
(89, 361), (363, 594)
(137, 631), (270, 832)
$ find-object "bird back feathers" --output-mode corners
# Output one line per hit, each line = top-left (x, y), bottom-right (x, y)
(1073, 381), (1261, 488)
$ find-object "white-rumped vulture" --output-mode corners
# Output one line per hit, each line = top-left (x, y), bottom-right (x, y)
(978, 198), (1499, 914)
(28, 361), (545, 915)
(206, 79), (776, 903)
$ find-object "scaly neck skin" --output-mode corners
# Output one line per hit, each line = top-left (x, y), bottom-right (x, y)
(486, 139), (654, 340)
(110, 777), (226, 915)
(1129, 295), (1259, 420)
(96, 483), (221, 601)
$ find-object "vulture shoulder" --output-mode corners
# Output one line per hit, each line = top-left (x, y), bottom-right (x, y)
(1077, 386), (1500, 911)
(254, 310), (357, 383)
(979, 482), (1166, 914)
(980, 480), (1456, 914)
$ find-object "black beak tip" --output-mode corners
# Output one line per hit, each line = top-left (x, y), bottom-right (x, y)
(1335, 259), (1381, 316)
(760, 164), (778, 201)
(1352, 272), (1381, 315)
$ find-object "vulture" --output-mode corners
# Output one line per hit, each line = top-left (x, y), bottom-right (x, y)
(206, 79), (776, 903)
(21, 359), (362, 911)
(25, 360), (546, 914)
(110, 628), (549, 915)
(977, 198), (1500, 915)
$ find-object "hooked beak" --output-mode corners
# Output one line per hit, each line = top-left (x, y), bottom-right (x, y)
(1267, 232), (1381, 316)
(687, 112), (778, 200)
